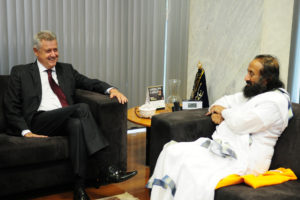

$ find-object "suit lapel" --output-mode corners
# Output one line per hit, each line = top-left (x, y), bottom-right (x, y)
(55, 63), (68, 95)
(29, 62), (42, 100)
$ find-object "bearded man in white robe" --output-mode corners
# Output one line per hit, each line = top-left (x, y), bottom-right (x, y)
(147, 55), (293, 200)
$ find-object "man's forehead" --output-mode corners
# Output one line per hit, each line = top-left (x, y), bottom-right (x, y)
(248, 59), (263, 72)
(40, 40), (58, 48)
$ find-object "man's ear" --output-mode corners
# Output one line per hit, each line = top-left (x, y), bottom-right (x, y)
(261, 77), (268, 86)
(33, 48), (39, 57)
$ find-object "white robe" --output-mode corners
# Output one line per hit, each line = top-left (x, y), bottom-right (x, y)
(147, 89), (290, 200)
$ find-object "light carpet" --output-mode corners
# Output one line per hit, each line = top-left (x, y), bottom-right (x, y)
(96, 192), (140, 200)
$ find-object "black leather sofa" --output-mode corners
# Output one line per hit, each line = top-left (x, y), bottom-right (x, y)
(149, 104), (300, 200)
(0, 75), (127, 198)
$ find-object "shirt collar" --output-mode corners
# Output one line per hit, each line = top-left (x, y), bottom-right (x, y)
(36, 60), (56, 72)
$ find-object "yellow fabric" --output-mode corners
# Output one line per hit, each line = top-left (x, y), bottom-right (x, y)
(243, 168), (297, 189)
(215, 174), (243, 189)
(215, 168), (297, 189)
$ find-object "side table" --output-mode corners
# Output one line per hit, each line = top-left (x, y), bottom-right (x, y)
(127, 106), (171, 165)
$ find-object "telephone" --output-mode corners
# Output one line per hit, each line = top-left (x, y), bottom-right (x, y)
(182, 100), (203, 110)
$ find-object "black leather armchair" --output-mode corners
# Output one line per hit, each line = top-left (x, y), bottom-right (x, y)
(0, 75), (127, 197)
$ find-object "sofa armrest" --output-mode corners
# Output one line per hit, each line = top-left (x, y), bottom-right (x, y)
(75, 89), (127, 171)
(149, 108), (216, 174)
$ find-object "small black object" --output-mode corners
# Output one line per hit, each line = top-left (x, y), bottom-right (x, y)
(172, 101), (182, 112)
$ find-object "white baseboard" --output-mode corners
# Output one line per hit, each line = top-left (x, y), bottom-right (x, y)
(127, 128), (146, 134)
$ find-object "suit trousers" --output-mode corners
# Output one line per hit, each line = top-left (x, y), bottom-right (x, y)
(31, 103), (109, 177)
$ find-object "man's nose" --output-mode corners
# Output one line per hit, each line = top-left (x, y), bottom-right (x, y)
(244, 74), (250, 81)
(50, 50), (56, 56)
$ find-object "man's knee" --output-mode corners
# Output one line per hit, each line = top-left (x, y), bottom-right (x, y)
(74, 103), (91, 118)
(67, 118), (82, 131)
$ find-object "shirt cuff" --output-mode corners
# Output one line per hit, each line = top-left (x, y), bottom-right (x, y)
(105, 87), (114, 94)
(21, 129), (31, 137)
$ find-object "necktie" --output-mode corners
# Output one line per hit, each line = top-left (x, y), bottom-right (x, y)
(46, 69), (69, 107)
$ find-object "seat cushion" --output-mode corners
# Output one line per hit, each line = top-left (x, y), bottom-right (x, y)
(215, 181), (300, 200)
(0, 75), (9, 133)
(0, 134), (69, 168)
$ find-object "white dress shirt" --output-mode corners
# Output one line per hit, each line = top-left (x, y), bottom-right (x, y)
(37, 61), (62, 111)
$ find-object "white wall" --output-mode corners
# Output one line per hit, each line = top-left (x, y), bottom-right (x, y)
(187, 0), (294, 104)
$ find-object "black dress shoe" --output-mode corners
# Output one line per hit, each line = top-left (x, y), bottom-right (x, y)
(74, 187), (90, 200)
(106, 165), (137, 183)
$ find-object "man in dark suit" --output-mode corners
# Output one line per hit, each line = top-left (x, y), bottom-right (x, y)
(4, 30), (137, 200)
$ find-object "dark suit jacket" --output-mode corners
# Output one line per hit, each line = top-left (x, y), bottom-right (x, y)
(4, 61), (112, 136)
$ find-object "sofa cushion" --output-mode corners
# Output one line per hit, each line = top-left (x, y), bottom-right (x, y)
(0, 75), (9, 133)
(0, 134), (69, 168)
(215, 181), (300, 200)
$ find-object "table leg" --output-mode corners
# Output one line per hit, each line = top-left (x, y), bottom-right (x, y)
(146, 127), (151, 166)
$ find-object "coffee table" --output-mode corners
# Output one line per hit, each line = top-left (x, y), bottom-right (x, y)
(127, 106), (172, 164)
(127, 106), (171, 127)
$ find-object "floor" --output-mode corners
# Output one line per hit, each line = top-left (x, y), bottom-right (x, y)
(25, 131), (150, 200)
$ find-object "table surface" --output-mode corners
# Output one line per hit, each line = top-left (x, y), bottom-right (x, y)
(127, 106), (172, 127)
